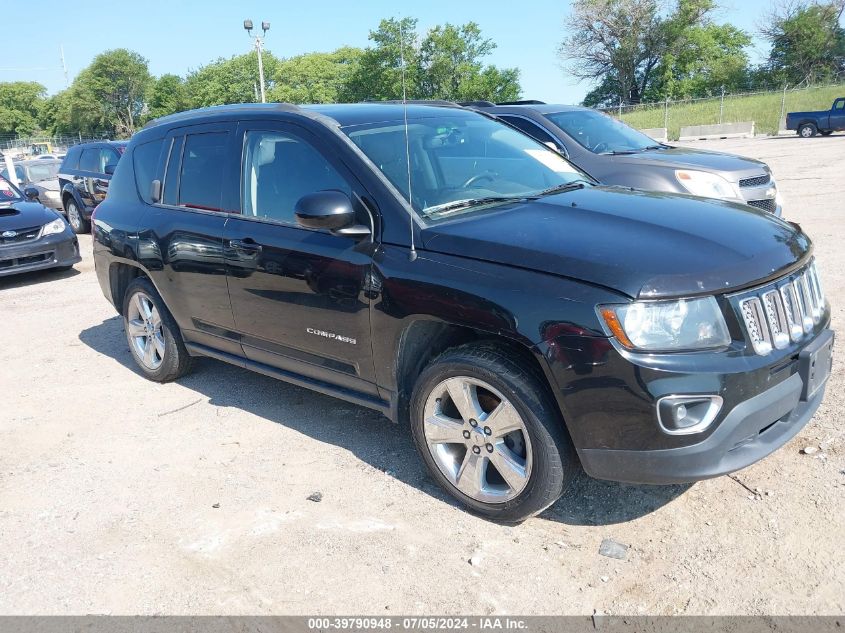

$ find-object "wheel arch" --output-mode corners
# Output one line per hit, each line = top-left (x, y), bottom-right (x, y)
(108, 260), (152, 316)
(393, 319), (561, 430)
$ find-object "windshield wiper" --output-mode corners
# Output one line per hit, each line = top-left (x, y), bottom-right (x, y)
(422, 196), (525, 217)
(528, 180), (591, 198)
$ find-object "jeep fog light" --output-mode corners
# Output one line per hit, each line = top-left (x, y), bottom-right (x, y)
(657, 395), (723, 435)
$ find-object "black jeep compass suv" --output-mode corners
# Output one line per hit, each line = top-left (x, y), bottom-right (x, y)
(92, 102), (833, 522)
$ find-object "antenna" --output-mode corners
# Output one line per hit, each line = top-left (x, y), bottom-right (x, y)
(399, 17), (417, 262)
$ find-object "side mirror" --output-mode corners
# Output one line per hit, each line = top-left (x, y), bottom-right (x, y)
(23, 187), (39, 201)
(104, 164), (117, 175)
(295, 190), (356, 231)
(150, 179), (162, 204)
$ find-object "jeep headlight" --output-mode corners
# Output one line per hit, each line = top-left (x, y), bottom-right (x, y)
(675, 170), (741, 200)
(40, 217), (67, 237)
(598, 296), (731, 351)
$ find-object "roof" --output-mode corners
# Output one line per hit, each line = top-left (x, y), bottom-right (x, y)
(475, 103), (588, 115)
(143, 101), (473, 131)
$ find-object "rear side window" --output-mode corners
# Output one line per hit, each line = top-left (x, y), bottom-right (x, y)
(834, 99), (845, 111)
(133, 139), (163, 203)
(61, 146), (82, 171)
(178, 132), (228, 212)
(79, 148), (100, 172)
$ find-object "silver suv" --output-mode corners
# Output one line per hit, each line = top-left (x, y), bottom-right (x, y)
(469, 101), (782, 216)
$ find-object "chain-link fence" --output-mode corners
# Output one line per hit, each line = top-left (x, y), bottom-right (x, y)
(0, 134), (108, 156)
(599, 77), (845, 140)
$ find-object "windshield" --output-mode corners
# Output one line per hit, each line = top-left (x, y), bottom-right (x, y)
(0, 176), (23, 203)
(344, 113), (589, 219)
(545, 109), (662, 154)
(26, 162), (60, 182)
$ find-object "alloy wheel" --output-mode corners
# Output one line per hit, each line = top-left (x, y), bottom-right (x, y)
(126, 291), (165, 370)
(67, 201), (80, 230)
(422, 376), (532, 504)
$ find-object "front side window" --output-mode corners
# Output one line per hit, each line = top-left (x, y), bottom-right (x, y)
(344, 112), (586, 219)
(545, 109), (662, 155)
(178, 132), (228, 212)
(241, 130), (350, 224)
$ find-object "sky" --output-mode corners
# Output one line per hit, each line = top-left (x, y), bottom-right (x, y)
(1, 0), (777, 104)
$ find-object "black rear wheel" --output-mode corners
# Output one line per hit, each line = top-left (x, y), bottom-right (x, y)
(410, 343), (576, 522)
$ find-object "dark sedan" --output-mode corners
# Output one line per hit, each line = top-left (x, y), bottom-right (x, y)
(0, 177), (81, 277)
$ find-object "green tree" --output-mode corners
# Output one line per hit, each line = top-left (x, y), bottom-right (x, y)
(418, 22), (520, 101)
(346, 17), (422, 101)
(0, 81), (46, 135)
(346, 17), (521, 102)
(147, 74), (191, 119)
(186, 51), (280, 107)
(649, 23), (752, 99)
(70, 49), (153, 136)
(562, 0), (743, 106)
(270, 47), (364, 103)
(762, 1), (845, 85)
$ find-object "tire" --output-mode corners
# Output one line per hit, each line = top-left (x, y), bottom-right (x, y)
(798, 123), (817, 138)
(122, 277), (193, 382)
(65, 198), (90, 234)
(409, 343), (576, 522)
(820, 130), (833, 136)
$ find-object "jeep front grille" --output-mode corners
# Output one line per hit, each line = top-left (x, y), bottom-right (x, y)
(736, 261), (824, 355)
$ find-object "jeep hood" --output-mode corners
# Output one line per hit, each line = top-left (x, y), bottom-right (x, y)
(609, 146), (768, 175)
(421, 186), (810, 299)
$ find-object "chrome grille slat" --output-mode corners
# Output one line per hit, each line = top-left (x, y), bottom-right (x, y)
(735, 261), (824, 355)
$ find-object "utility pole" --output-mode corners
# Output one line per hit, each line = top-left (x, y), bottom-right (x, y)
(244, 19), (270, 103)
(779, 83), (789, 132)
(719, 85), (725, 124)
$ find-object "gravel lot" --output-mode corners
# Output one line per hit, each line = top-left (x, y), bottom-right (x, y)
(1, 135), (843, 616)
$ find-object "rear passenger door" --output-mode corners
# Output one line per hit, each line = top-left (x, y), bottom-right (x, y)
(223, 121), (379, 395)
(141, 123), (242, 356)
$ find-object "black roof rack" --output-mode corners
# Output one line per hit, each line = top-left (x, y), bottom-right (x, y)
(496, 100), (547, 105)
(361, 99), (461, 107)
(458, 101), (495, 108)
(145, 102), (302, 128)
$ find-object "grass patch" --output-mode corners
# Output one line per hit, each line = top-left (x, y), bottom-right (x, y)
(616, 84), (845, 139)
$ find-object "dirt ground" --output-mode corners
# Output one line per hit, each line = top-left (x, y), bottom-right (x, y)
(0, 134), (843, 616)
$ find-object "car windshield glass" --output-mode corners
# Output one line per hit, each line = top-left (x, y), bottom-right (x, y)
(0, 176), (23, 203)
(27, 162), (60, 182)
(343, 113), (589, 219)
(545, 109), (661, 154)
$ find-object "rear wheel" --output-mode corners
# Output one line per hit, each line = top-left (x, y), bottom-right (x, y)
(409, 344), (576, 522)
(122, 277), (193, 382)
(798, 123), (817, 138)
(65, 198), (89, 234)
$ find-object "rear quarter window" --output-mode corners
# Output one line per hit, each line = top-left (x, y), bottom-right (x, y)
(133, 139), (163, 203)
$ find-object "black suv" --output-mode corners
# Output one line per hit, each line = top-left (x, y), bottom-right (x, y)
(93, 103), (833, 522)
(58, 141), (126, 233)
(468, 101), (783, 216)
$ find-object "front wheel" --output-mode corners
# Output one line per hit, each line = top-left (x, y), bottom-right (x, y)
(798, 123), (817, 138)
(409, 344), (576, 522)
(122, 277), (193, 382)
(65, 199), (90, 234)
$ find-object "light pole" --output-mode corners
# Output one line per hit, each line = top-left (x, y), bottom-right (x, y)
(244, 19), (270, 103)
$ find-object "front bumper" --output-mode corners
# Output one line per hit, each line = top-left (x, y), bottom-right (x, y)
(579, 370), (825, 484)
(0, 230), (81, 277)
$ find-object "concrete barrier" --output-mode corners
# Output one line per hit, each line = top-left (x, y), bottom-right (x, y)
(640, 127), (668, 142)
(678, 121), (755, 141)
